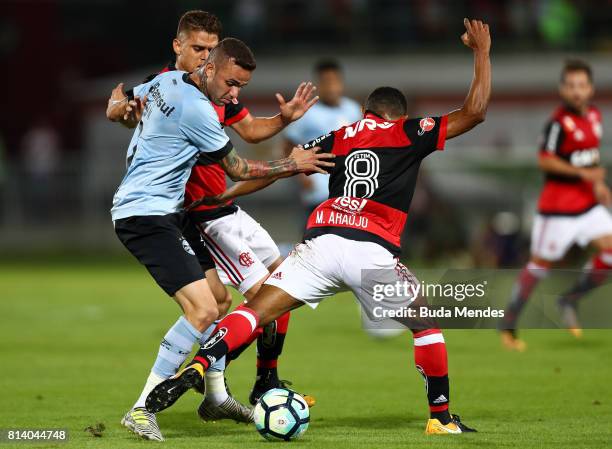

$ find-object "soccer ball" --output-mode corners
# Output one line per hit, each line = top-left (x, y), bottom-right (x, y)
(253, 388), (310, 441)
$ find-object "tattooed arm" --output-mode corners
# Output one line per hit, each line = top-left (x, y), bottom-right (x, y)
(218, 145), (334, 181)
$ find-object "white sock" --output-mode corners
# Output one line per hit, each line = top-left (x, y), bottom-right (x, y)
(204, 371), (229, 405)
(133, 371), (166, 409)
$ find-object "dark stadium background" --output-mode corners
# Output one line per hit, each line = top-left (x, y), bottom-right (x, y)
(1, 0), (612, 264)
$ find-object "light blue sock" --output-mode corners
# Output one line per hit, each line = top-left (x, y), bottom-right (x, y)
(200, 321), (226, 372)
(152, 316), (202, 378)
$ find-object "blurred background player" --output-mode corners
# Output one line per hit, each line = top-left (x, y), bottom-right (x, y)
(147, 18), (490, 436)
(499, 59), (612, 351)
(107, 17), (324, 439)
(283, 60), (362, 228)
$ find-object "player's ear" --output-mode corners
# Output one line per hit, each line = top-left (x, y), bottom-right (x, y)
(172, 38), (182, 56)
(204, 61), (215, 79)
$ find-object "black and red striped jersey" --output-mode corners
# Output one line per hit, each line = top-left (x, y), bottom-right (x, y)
(126, 61), (250, 219)
(538, 105), (602, 216)
(302, 112), (448, 255)
(185, 99), (248, 220)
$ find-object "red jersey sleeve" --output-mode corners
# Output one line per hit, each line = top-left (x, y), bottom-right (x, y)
(223, 101), (249, 126)
(301, 132), (335, 175)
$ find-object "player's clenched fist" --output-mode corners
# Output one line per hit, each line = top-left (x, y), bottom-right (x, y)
(461, 18), (490, 53)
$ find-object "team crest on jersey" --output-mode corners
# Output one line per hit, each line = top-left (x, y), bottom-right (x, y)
(418, 117), (435, 135)
(239, 251), (255, 267)
(180, 237), (195, 255)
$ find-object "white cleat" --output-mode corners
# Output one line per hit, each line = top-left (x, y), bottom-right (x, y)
(121, 407), (164, 441)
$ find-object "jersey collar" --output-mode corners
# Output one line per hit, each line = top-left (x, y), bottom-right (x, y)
(364, 110), (402, 123)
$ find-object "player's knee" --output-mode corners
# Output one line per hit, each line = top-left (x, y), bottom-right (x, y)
(217, 288), (233, 318)
(185, 302), (218, 331)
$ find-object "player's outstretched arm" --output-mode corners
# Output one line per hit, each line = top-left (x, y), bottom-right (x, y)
(186, 174), (291, 210)
(218, 145), (333, 182)
(446, 19), (491, 139)
(538, 154), (606, 181)
(230, 82), (318, 144)
(106, 83), (145, 129)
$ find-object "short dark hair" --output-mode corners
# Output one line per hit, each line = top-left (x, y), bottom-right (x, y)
(208, 38), (256, 71)
(561, 59), (593, 83)
(177, 10), (222, 38)
(314, 59), (342, 75)
(364, 87), (407, 119)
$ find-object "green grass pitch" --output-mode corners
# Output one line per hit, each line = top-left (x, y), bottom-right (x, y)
(1, 258), (611, 448)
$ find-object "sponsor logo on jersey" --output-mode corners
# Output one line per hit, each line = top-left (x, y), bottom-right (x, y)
(271, 272), (283, 280)
(147, 82), (176, 118)
(418, 117), (435, 135)
(570, 148), (600, 167)
(332, 196), (368, 215)
(305, 133), (331, 149)
(343, 118), (394, 139)
(238, 251), (255, 267)
(202, 327), (227, 349)
(180, 237), (195, 255)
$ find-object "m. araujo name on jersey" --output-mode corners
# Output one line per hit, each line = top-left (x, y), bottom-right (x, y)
(111, 71), (232, 221)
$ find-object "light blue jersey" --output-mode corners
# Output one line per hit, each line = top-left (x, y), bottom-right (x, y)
(111, 71), (231, 221)
(284, 97), (362, 205)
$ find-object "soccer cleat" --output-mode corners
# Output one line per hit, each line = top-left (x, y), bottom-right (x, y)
(425, 414), (477, 434)
(145, 363), (204, 413)
(558, 299), (583, 338)
(120, 407), (164, 441)
(198, 396), (254, 423)
(249, 377), (316, 408)
(500, 329), (527, 352)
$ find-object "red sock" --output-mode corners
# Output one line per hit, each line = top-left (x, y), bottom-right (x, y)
(412, 329), (449, 413)
(194, 305), (259, 368)
(502, 261), (549, 329)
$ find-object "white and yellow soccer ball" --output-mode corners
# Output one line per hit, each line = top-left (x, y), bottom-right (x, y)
(253, 388), (310, 441)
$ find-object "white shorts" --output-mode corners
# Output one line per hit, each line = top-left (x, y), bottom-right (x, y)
(196, 207), (281, 294)
(531, 205), (612, 261)
(265, 234), (417, 321)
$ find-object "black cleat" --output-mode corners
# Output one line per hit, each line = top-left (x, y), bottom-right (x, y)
(451, 414), (477, 432)
(145, 363), (204, 413)
(249, 377), (315, 407)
